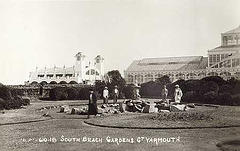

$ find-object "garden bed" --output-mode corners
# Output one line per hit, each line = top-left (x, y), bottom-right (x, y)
(85, 106), (240, 129)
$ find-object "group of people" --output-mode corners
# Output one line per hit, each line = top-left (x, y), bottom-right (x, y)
(87, 84), (183, 118)
(87, 85), (119, 118)
(162, 84), (183, 104)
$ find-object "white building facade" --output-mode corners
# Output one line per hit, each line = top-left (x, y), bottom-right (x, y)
(29, 52), (104, 85)
(125, 26), (240, 85)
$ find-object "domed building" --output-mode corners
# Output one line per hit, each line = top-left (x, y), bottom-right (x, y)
(125, 26), (240, 85)
(29, 52), (104, 85)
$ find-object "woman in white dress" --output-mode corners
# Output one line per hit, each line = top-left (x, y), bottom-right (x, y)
(174, 85), (183, 104)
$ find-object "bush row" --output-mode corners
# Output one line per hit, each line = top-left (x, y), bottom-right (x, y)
(49, 87), (95, 101)
(0, 83), (29, 110)
(139, 76), (240, 106)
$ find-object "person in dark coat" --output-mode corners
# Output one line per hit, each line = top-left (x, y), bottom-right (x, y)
(87, 89), (98, 118)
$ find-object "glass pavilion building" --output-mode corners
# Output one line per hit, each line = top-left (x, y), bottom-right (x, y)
(125, 26), (240, 85)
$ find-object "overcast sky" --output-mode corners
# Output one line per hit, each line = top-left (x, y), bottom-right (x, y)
(0, 0), (240, 85)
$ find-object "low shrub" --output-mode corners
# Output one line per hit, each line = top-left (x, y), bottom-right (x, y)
(200, 81), (219, 95)
(182, 91), (201, 103)
(122, 85), (134, 99)
(0, 98), (6, 110)
(65, 88), (79, 100)
(49, 87), (67, 100)
(21, 97), (30, 105)
(218, 92), (232, 105)
(219, 84), (234, 94)
(231, 94), (240, 106)
(203, 91), (219, 104)
(10, 88), (24, 97)
(0, 83), (12, 101)
(78, 87), (94, 100)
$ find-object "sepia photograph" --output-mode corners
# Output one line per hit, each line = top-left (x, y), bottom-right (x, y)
(0, 0), (240, 150)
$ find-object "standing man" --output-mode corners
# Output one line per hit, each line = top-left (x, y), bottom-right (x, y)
(113, 85), (119, 103)
(161, 85), (168, 103)
(102, 86), (109, 104)
(174, 84), (183, 104)
(88, 89), (98, 118)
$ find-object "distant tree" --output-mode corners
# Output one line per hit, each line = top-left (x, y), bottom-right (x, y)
(107, 70), (126, 97)
(95, 80), (106, 98)
(123, 84), (135, 99)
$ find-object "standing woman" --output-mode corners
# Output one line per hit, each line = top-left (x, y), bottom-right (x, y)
(102, 86), (109, 104)
(174, 84), (183, 104)
(88, 89), (98, 118)
(113, 85), (119, 103)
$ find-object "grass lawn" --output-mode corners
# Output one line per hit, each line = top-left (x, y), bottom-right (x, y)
(1, 99), (240, 151)
(85, 105), (240, 128)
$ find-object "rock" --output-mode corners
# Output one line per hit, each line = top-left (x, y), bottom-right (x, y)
(119, 103), (126, 112)
(97, 107), (104, 114)
(160, 110), (170, 113)
(60, 105), (70, 113)
(59, 106), (65, 112)
(70, 108), (80, 114)
(101, 104), (107, 108)
(43, 112), (50, 117)
(170, 104), (186, 112)
(187, 103), (195, 108)
(142, 104), (150, 113)
(149, 103), (156, 113)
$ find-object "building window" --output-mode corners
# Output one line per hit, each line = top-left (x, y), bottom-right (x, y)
(166, 74), (174, 82)
(222, 36), (228, 45)
(86, 69), (100, 75)
(220, 72), (231, 80)
(145, 74), (153, 82)
(235, 35), (239, 44)
(127, 75), (134, 84)
(198, 73), (205, 79)
(38, 74), (44, 78)
(176, 73), (185, 80)
(56, 74), (63, 78)
(65, 74), (73, 77)
(232, 59), (240, 67)
(228, 36), (233, 45)
(135, 74), (143, 84)
(155, 74), (163, 80)
(207, 72), (218, 76)
(186, 73), (196, 79)
(216, 54), (220, 62)
(47, 74), (54, 78)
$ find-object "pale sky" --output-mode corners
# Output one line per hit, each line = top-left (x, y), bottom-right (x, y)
(0, 0), (240, 85)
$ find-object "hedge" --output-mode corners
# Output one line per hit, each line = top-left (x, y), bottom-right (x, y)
(49, 87), (68, 100)
(65, 88), (79, 100)
(181, 91), (201, 103)
(122, 85), (134, 99)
